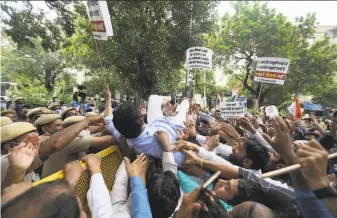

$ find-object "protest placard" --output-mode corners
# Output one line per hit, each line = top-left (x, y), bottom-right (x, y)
(265, 105), (279, 117)
(304, 101), (323, 111)
(186, 47), (212, 69)
(254, 57), (290, 85)
(220, 101), (245, 119)
(86, 0), (113, 40)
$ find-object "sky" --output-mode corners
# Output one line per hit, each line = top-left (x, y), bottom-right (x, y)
(24, 1), (337, 86)
(217, 1), (337, 26)
(29, 1), (337, 26)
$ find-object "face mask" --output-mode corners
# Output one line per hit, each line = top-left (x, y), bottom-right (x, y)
(45, 126), (57, 134)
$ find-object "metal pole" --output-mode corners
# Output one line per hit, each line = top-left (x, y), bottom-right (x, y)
(204, 70), (207, 110)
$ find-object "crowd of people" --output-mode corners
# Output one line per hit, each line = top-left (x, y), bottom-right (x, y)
(1, 84), (337, 218)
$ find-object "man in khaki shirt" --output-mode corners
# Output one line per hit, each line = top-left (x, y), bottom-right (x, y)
(1, 122), (42, 184)
(35, 115), (118, 178)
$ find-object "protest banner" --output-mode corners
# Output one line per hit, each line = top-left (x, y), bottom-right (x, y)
(220, 101), (245, 119)
(186, 47), (213, 69)
(304, 101), (323, 111)
(236, 96), (247, 108)
(254, 57), (290, 85)
(86, 0), (113, 40)
(265, 105), (279, 117)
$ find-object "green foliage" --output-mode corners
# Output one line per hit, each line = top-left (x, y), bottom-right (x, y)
(63, 1), (219, 99)
(312, 82), (337, 108)
(1, 2), (67, 52)
(206, 1), (337, 105)
(8, 78), (49, 108)
(1, 35), (71, 93)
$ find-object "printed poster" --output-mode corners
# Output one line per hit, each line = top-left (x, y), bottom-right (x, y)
(254, 57), (290, 85)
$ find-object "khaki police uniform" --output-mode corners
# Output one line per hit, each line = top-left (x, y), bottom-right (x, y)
(1, 122), (42, 183)
(26, 107), (54, 121)
(39, 115), (91, 178)
(0, 117), (13, 127)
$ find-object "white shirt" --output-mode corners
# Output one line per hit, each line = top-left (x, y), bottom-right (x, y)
(109, 161), (131, 218)
(87, 173), (114, 218)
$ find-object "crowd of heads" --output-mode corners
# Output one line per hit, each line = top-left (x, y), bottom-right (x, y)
(1, 88), (337, 218)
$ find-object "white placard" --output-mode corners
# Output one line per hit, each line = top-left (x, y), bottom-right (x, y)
(220, 101), (245, 119)
(288, 102), (295, 115)
(86, 0), (113, 40)
(254, 57), (290, 85)
(265, 105), (279, 117)
(186, 47), (212, 69)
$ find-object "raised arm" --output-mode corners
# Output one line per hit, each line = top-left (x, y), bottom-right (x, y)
(103, 84), (112, 117)
(2, 134), (39, 191)
(183, 149), (240, 179)
(38, 115), (105, 161)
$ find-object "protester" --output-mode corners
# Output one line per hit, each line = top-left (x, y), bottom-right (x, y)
(37, 114), (118, 178)
(48, 102), (62, 114)
(15, 103), (29, 122)
(26, 107), (54, 123)
(1, 78), (336, 218)
(61, 107), (80, 120)
(1, 109), (16, 121)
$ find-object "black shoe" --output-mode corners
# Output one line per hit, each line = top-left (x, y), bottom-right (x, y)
(170, 89), (177, 105)
(182, 85), (192, 99)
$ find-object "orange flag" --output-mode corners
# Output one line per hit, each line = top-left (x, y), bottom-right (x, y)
(294, 96), (302, 119)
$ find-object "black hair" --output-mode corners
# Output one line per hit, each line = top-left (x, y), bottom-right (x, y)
(245, 138), (270, 171)
(227, 179), (301, 218)
(317, 133), (337, 151)
(198, 190), (229, 218)
(72, 92), (78, 102)
(113, 103), (143, 139)
(1, 181), (80, 218)
(146, 159), (181, 218)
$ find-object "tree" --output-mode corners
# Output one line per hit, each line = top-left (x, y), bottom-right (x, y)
(63, 1), (219, 104)
(1, 2), (77, 94)
(1, 2), (67, 52)
(1, 36), (70, 93)
(206, 1), (337, 105)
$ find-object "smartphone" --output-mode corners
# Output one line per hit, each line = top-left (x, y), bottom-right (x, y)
(202, 171), (222, 190)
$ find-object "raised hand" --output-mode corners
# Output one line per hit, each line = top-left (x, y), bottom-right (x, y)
(204, 135), (219, 150)
(8, 133), (40, 172)
(155, 131), (171, 152)
(87, 115), (105, 128)
(296, 140), (330, 190)
(177, 128), (190, 141)
(103, 84), (111, 99)
(183, 150), (201, 166)
(208, 119), (220, 135)
(187, 110), (198, 125)
(250, 116), (260, 130)
(64, 160), (84, 188)
(238, 117), (255, 133)
(173, 140), (199, 152)
(124, 153), (149, 178)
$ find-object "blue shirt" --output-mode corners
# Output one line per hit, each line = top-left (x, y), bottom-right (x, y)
(294, 189), (333, 218)
(105, 116), (186, 167)
(131, 176), (152, 218)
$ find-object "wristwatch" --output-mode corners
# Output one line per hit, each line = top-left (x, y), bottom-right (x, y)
(314, 183), (337, 199)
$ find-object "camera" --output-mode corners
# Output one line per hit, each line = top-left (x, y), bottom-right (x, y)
(77, 84), (87, 102)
